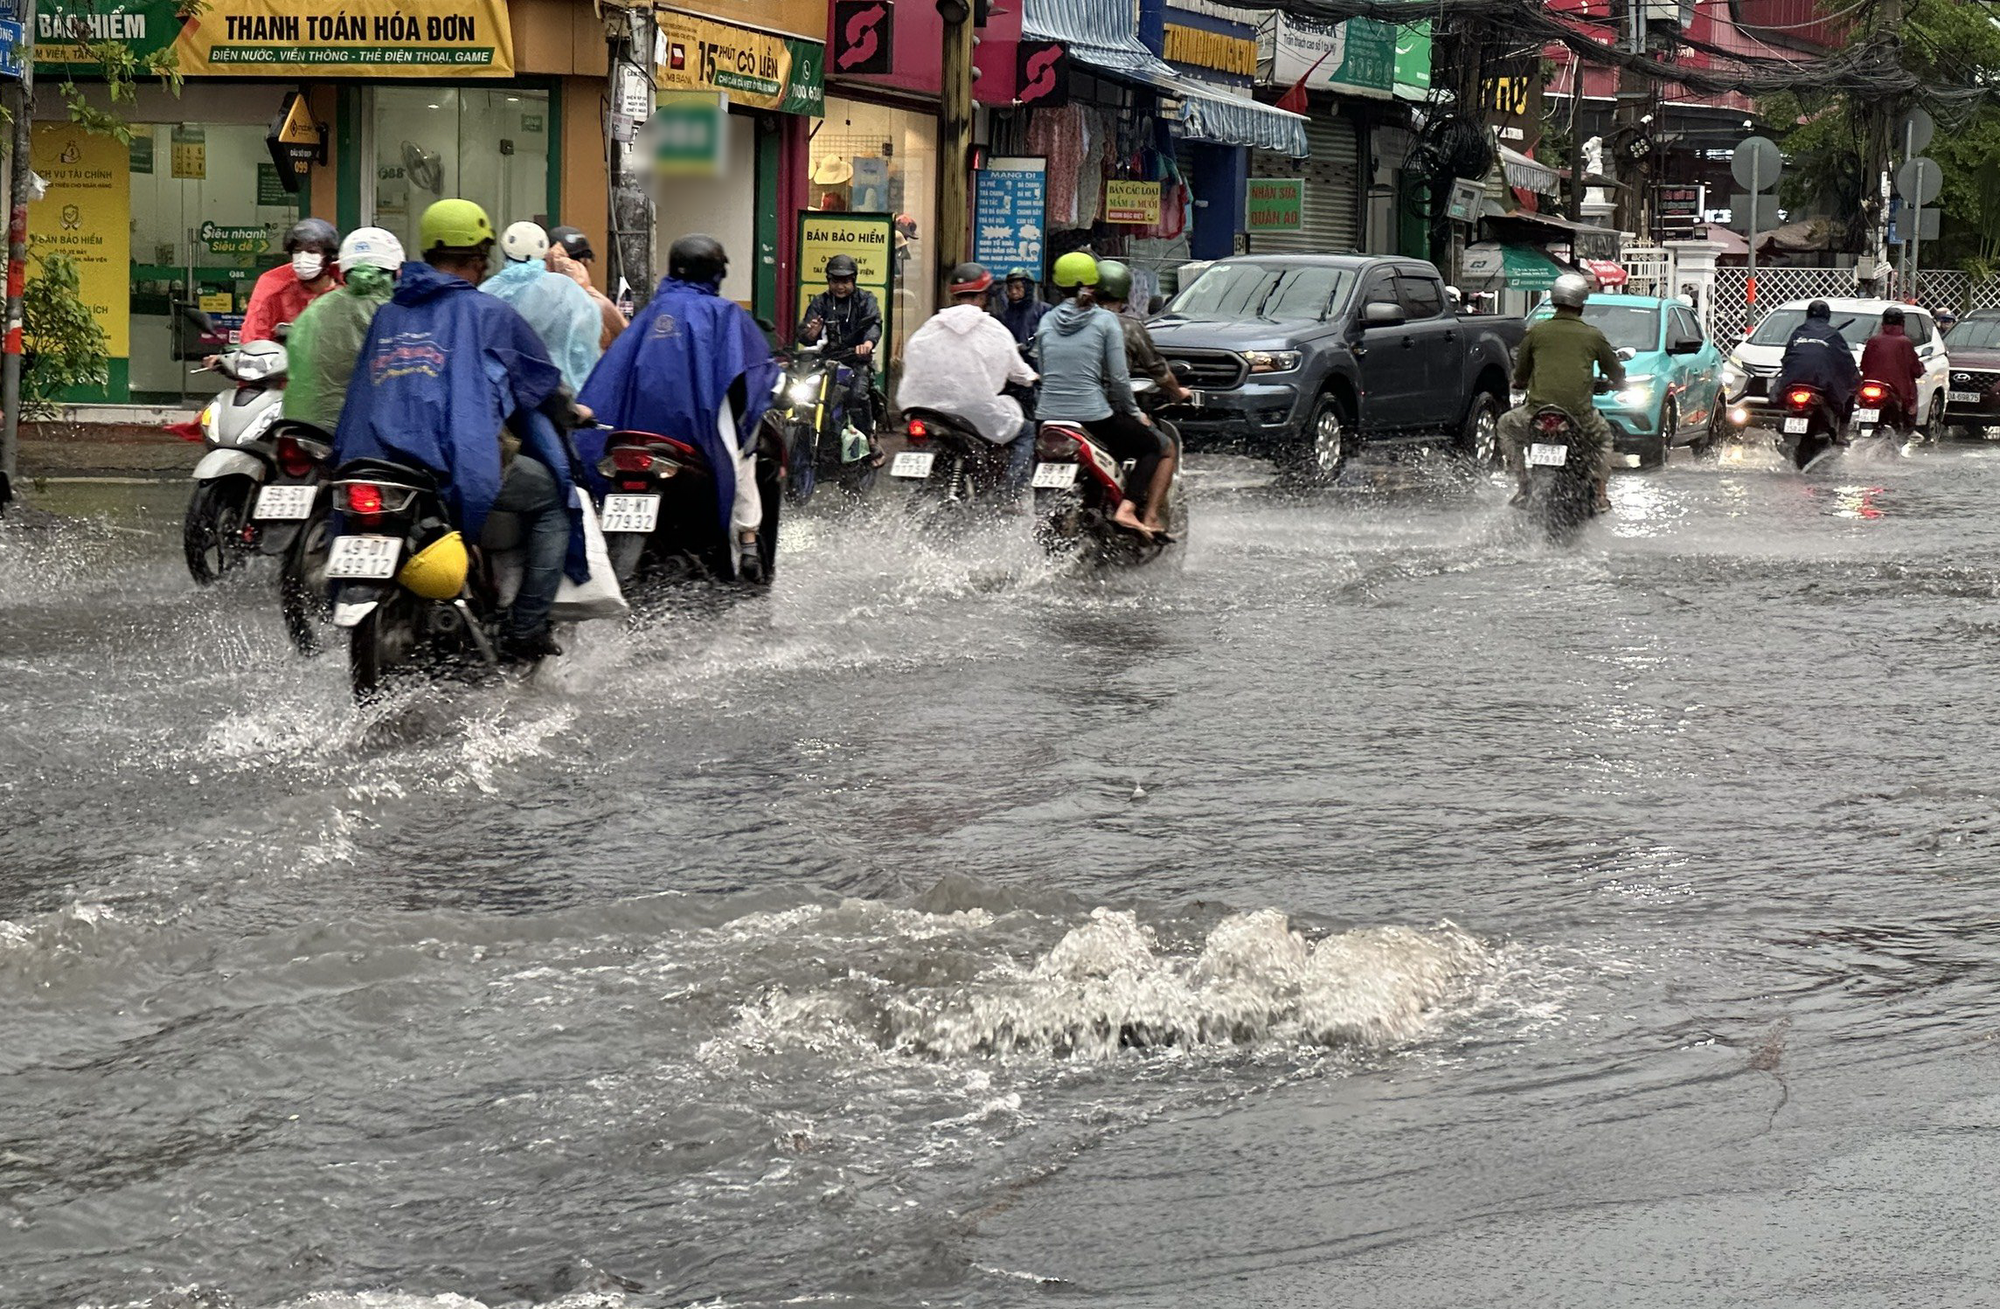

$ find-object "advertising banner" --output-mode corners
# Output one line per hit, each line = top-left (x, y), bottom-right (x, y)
(174, 0), (514, 76)
(656, 12), (824, 116)
(30, 124), (131, 358)
(972, 157), (1046, 276)
(1104, 180), (1162, 227)
(1258, 13), (1396, 99)
(35, 0), (180, 73)
(796, 211), (894, 342)
(1246, 178), (1303, 232)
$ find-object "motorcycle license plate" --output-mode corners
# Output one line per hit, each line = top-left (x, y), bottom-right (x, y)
(1951, 390), (1981, 404)
(891, 451), (935, 479)
(1783, 417), (1810, 434)
(1032, 461), (1079, 489)
(1854, 408), (1879, 423)
(254, 483), (316, 520)
(1526, 443), (1568, 468)
(325, 534), (401, 580)
(600, 493), (661, 534)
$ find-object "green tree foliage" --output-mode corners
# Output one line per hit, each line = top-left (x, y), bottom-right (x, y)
(21, 250), (109, 417)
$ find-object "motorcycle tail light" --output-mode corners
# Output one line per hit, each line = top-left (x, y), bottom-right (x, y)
(610, 447), (655, 473)
(1787, 388), (1815, 408)
(1859, 382), (1888, 404)
(275, 435), (317, 478)
(1035, 429), (1081, 460)
(906, 419), (930, 444)
(341, 482), (384, 528)
(1534, 413), (1567, 434)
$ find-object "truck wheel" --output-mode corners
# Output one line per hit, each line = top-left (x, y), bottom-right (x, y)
(1290, 392), (1350, 484)
(1459, 392), (1500, 468)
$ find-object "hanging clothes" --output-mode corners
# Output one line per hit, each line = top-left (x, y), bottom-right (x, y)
(1028, 105), (1088, 227)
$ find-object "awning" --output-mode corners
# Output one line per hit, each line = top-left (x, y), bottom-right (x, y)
(1499, 145), (1559, 197)
(1583, 259), (1627, 288)
(1464, 241), (1566, 291)
(1022, 0), (1309, 157)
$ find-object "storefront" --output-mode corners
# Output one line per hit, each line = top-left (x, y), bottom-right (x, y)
(653, 0), (826, 325)
(31, 0), (608, 403)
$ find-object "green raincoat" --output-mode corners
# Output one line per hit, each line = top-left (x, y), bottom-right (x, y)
(282, 265), (394, 431)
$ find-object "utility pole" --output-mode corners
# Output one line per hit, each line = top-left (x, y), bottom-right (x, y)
(0, 0), (33, 511)
(1611, 0), (1645, 236)
(1566, 57), (1586, 223)
(936, 0), (974, 281)
(605, 2), (656, 313)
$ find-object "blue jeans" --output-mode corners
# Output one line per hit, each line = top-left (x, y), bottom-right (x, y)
(1003, 419), (1035, 495)
(490, 453), (568, 638)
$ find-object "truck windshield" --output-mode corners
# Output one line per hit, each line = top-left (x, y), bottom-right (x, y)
(1171, 264), (1354, 321)
(1748, 309), (1879, 346)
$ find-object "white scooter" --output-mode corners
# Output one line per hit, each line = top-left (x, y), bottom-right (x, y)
(180, 322), (302, 585)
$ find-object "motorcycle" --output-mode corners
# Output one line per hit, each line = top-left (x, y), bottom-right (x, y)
(776, 342), (878, 505)
(593, 417), (785, 599)
(1777, 382), (1845, 471)
(1030, 380), (1190, 567)
(180, 338), (297, 584)
(891, 409), (1022, 513)
(1518, 401), (1601, 545)
(270, 420), (338, 654)
(1851, 379), (1912, 443)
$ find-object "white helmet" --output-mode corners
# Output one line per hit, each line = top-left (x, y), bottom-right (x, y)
(337, 226), (404, 274)
(501, 221), (550, 264)
(1549, 271), (1594, 310)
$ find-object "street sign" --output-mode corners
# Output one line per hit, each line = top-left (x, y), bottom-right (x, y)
(1896, 156), (1941, 205)
(0, 19), (24, 79)
(1897, 107), (1935, 155)
(1730, 136), (1782, 192)
(1728, 193), (1779, 233)
(1898, 206), (1943, 243)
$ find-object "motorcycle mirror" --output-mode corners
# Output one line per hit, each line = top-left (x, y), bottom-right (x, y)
(1617, 346), (1637, 360)
(1169, 360), (1193, 380)
(756, 316), (777, 334)
(177, 303), (215, 334)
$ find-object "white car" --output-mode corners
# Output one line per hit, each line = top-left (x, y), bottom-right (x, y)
(1719, 297), (1950, 432)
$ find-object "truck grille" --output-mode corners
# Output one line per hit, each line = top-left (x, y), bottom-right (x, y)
(1159, 348), (1248, 391)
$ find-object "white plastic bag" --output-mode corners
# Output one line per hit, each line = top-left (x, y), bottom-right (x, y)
(548, 496), (629, 622)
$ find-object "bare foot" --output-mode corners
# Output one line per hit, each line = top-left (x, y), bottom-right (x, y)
(1111, 505), (1153, 535)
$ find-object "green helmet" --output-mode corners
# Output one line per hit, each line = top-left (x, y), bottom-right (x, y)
(1096, 260), (1133, 302)
(1052, 250), (1099, 291)
(419, 198), (496, 254)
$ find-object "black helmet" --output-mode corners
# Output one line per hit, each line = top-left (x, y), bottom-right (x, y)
(669, 233), (728, 285)
(1806, 299), (1832, 320)
(285, 218), (339, 256)
(547, 225), (594, 262)
(1005, 267), (1035, 285)
(948, 262), (993, 297)
(826, 254), (859, 280)
(1882, 305), (1906, 325)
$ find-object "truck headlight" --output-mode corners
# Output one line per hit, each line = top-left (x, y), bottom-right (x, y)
(1244, 350), (1302, 374)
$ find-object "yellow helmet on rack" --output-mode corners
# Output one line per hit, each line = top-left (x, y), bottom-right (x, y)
(397, 530), (468, 600)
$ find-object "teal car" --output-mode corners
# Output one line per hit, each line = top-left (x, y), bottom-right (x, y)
(1526, 294), (1728, 468)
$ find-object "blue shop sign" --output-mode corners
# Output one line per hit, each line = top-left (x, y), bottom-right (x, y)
(973, 156), (1047, 276)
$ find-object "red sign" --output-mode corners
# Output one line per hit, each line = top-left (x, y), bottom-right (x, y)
(824, 0), (1020, 102)
(831, 0), (894, 74)
(1016, 39), (1065, 107)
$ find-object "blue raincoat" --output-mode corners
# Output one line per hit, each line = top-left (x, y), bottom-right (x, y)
(333, 261), (591, 583)
(480, 258), (603, 393)
(578, 275), (778, 533)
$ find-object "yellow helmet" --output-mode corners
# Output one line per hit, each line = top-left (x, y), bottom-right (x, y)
(397, 530), (468, 600)
(419, 199), (496, 255)
(1052, 250), (1099, 290)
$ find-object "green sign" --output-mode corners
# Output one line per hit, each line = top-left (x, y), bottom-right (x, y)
(256, 163), (292, 206)
(1327, 17), (1396, 95)
(653, 93), (726, 176)
(1393, 21), (1431, 96)
(1265, 13), (1398, 99)
(1246, 178), (1303, 232)
(35, 0), (182, 73)
(199, 221), (271, 257)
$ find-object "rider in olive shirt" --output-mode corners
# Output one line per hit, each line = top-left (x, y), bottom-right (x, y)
(1499, 272), (1624, 508)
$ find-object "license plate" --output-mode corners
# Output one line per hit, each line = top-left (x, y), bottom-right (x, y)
(1526, 443), (1568, 467)
(891, 451), (935, 479)
(1783, 416), (1810, 434)
(325, 534), (401, 580)
(1854, 408), (1879, 423)
(600, 493), (661, 534)
(254, 483), (316, 520)
(1032, 461), (1079, 488)
(1951, 390), (1982, 404)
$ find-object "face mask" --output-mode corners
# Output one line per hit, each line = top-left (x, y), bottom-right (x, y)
(292, 252), (327, 282)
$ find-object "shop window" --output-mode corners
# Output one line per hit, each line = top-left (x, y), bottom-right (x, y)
(128, 122), (302, 402)
(369, 88), (551, 263)
(814, 98), (937, 360)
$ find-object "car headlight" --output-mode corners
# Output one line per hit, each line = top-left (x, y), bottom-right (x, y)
(1244, 350), (1302, 374)
(1720, 359), (1747, 394)
(1613, 374), (1654, 408)
(788, 378), (819, 405)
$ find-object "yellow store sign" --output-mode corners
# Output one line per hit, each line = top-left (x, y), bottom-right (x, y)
(30, 124), (131, 358)
(175, 0), (514, 76)
(1163, 24), (1257, 78)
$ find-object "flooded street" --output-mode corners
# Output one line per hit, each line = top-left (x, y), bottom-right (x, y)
(7, 444), (2000, 1308)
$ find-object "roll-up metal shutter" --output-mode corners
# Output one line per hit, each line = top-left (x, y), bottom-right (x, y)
(1249, 115), (1360, 255)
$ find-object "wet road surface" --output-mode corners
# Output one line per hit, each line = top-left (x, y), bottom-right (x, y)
(6, 441), (2000, 1308)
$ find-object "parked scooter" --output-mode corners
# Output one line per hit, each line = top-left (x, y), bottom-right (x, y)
(1777, 382), (1845, 471)
(180, 334), (295, 584)
(776, 341), (877, 505)
(593, 417), (785, 600)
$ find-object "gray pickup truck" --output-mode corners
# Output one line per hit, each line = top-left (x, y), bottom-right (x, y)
(1145, 254), (1524, 477)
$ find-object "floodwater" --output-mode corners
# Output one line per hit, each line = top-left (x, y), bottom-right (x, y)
(6, 442), (2000, 1309)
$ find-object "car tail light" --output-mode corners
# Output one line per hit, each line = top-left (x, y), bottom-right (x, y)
(1859, 382), (1888, 404)
(1787, 388), (1815, 408)
(906, 418), (930, 444)
(274, 435), (317, 478)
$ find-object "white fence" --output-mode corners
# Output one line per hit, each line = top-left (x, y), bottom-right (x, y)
(1710, 266), (2000, 341)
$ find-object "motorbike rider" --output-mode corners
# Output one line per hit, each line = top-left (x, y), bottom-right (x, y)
(1034, 251), (1174, 538)
(1093, 260), (1193, 407)
(1858, 305), (1925, 431)
(242, 218), (343, 344)
(999, 268), (1049, 346)
(1776, 298), (1861, 423)
(333, 199), (590, 665)
(579, 234), (780, 584)
(1499, 272), (1623, 510)
(546, 225), (627, 348)
(282, 227), (403, 432)
(896, 261), (1040, 500)
(482, 221), (604, 393)
(797, 253), (882, 436)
